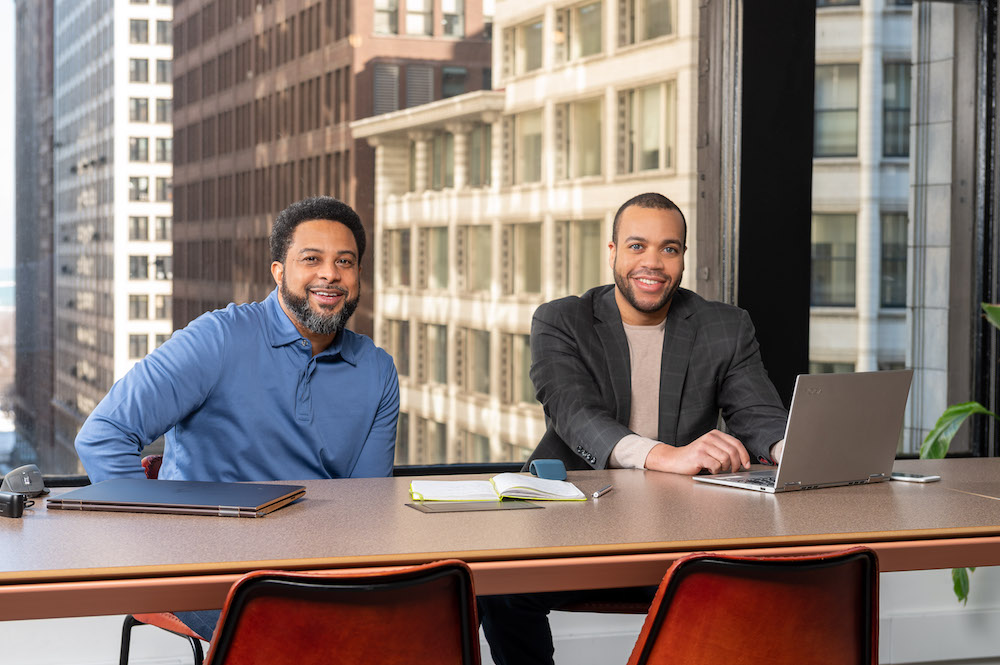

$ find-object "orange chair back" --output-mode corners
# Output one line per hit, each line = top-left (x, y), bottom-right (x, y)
(205, 559), (479, 665)
(627, 547), (878, 665)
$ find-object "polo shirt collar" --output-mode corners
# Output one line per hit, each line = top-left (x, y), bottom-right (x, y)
(263, 288), (358, 365)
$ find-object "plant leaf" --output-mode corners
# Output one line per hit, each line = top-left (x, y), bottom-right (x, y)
(920, 402), (1000, 459)
(952, 567), (972, 605)
(984, 303), (1000, 331)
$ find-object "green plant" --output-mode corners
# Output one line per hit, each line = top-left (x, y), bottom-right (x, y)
(918, 303), (1000, 604)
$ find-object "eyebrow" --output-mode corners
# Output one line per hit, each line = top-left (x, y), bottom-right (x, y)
(623, 235), (683, 246)
(297, 247), (358, 259)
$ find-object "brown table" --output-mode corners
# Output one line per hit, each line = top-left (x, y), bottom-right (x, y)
(2, 458), (999, 621)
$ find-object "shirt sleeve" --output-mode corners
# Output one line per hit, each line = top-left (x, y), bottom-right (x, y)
(608, 434), (661, 469)
(347, 350), (400, 478)
(74, 314), (226, 482)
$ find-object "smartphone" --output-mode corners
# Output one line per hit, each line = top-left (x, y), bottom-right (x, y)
(890, 471), (941, 483)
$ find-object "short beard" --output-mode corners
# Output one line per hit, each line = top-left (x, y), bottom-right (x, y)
(281, 275), (360, 337)
(613, 258), (679, 315)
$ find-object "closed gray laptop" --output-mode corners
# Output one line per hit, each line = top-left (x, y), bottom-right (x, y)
(47, 478), (306, 517)
(693, 369), (913, 493)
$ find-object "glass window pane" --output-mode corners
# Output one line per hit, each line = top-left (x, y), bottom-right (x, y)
(521, 20), (543, 73)
(880, 213), (907, 308)
(575, 2), (602, 58)
(515, 223), (542, 293)
(811, 214), (856, 306)
(468, 226), (492, 292)
(573, 99), (602, 177)
(518, 110), (543, 183)
(815, 64), (859, 157)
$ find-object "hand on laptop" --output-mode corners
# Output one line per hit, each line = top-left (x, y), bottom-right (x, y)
(769, 439), (785, 464)
(643, 430), (751, 475)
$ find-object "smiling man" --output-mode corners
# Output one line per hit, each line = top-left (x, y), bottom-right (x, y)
(479, 192), (788, 665)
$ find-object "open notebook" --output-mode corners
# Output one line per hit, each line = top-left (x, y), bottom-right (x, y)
(693, 369), (913, 493)
(409, 472), (586, 501)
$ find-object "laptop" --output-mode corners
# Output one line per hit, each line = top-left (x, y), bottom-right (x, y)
(46, 478), (306, 517)
(693, 369), (913, 493)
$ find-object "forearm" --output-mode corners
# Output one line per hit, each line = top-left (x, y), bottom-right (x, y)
(75, 414), (148, 482)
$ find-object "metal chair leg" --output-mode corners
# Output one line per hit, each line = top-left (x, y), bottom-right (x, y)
(119, 613), (204, 665)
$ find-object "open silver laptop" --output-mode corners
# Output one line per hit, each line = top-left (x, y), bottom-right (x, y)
(693, 369), (913, 493)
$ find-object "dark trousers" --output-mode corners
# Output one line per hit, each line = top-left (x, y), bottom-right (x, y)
(172, 609), (221, 643)
(478, 586), (657, 665)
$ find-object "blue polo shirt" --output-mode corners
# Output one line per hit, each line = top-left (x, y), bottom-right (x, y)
(75, 289), (399, 483)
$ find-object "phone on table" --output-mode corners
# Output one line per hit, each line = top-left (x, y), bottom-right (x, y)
(890, 471), (941, 483)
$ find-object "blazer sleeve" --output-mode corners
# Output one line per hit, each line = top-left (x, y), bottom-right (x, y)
(529, 301), (632, 469)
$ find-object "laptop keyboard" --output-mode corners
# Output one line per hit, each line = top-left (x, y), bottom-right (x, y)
(743, 475), (776, 488)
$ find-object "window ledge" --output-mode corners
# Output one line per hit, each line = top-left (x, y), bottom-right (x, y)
(615, 168), (677, 181)
(613, 32), (679, 57)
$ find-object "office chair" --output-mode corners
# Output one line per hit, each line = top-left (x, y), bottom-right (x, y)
(119, 455), (208, 665)
(203, 559), (480, 665)
(627, 546), (878, 665)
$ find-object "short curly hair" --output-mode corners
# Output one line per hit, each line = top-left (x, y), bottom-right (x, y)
(269, 196), (366, 264)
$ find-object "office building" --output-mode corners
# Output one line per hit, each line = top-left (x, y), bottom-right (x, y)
(50, 0), (175, 472)
(170, 0), (493, 337)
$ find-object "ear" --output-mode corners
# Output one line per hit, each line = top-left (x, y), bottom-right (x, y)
(608, 241), (616, 273)
(270, 261), (283, 288)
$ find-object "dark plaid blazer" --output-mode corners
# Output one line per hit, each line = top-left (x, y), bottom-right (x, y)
(526, 285), (788, 471)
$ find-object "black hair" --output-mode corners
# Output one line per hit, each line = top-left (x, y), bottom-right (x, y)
(269, 196), (366, 263)
(611, 192), (687, 245)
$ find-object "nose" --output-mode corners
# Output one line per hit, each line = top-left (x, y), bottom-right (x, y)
(638, 247), (664, 270)
(316, 258), (341, 282)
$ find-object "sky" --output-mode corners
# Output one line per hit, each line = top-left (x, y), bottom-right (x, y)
(0, 0), (14, 276)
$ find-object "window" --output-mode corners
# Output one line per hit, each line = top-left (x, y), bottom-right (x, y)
(817, 0), (860, 6)
(814, 64), (859, 157)
(155, 138), (172, 162)
(387, 229), (411, 287)
(405, 0), (432, 36)
(155, 177), (172, 202)
(505, 223), (542, 294)
(422, 227), (449, 289)
(425, 323), (448, 384)
(462, 431), (490, 461)
(375, 0), (399, 34)
(155, 334), (170, 348)
(155, 98), (172, 124)
(442, 0), (464, 36)
(464, 226), (492, 292)
(129, 137), (149, 162)
(619, 81), (676, 173)
(129, 216), (149, 240)
(386, 319), (410, 376)
(373, 63), (400, 115)
(809, 361), (856, 374)
(129, 255), (149, 280)
(156, 59), (172, 84)
(468, 124), (492, 187)
(442, 67), (467, 99)
(129, 58), (149, 82)
(420, 418), (448, 464)
(129, 176), (149, 201)
(129, 97), (148, 122)
(562, 219), (603, 294)
(156, 20), (172, 45)
(406, 64), (434, 108)
(467, 328), (490, 395)
(512, 334), (536, 404)
(515, 110), (543, 184)
(557, 1), (602, 62)
(430, 132), (454, 190)
(154, 255), (172, 280)
(129, 334), (149, 360)
(884, 63), (911, 157)
(620, 0), (673, 46)
(129, 19), (148, 44)
(811, 214), (856, 307)
(514, 19), (544, 75)
(395, 412), (410, 464)
(565, 98), (602, 178)
(155, 216), (172, 241)
(129, 295), (148, 320)
(880, 213), (907, 308)
(155, 295), (172, 320)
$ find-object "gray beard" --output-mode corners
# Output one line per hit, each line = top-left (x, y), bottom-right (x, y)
(281, 276), (359, 337)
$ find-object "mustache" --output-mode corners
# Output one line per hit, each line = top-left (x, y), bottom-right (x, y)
(308, 284), (349, 296)
(628, 269), (669, 280)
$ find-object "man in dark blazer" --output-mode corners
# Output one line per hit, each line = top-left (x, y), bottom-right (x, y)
(480, 192), (788, 665)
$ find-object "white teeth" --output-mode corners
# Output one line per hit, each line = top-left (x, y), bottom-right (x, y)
(636, 278), (660, 286)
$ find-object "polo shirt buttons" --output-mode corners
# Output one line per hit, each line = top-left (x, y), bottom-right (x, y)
(300, 340), (308, 348)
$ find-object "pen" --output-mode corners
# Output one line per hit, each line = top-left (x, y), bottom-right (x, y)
(592, 484), (613, 499)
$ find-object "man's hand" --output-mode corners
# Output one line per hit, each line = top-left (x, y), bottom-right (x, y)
(769, 438), (785, 464)
(643, 429), (751, 475)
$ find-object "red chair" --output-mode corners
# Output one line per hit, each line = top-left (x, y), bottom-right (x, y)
(203, 559), (480, 665)
(627, 547), (878, 665)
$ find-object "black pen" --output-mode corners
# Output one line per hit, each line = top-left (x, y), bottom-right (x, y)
(592, 484), (613, 499)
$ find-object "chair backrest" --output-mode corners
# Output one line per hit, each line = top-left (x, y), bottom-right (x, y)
(627, 547), (878, 665)
(141, 454), (163, 479)
(204, 559), (480, 665)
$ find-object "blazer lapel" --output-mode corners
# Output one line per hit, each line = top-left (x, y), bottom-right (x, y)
(593, 288), (632, 425)
(658, 290), (696, 444)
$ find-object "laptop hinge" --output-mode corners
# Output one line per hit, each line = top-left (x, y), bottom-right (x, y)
(868, 473), (887, 482)
(218, 505), (243, 518)
(780, 481), (803, 490)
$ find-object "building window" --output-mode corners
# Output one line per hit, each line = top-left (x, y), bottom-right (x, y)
(155, 98), (172, 124)
(504, 223), (542, 294)
(442, 0), (464, 36)
(155, 138), (172, 162)
(513, 19), (544, 75)
(373, 63), (400, 115)
(156, 177), (172, 202)
(129, 176), (149, 201)
(464, 225), (492, 292)
(156, 19), (172, 45)
(817, 0), (860, 6)
(129, 97), (149, 122)
(395, 412), (410, 465)
(881, 213), (907, 308)
(129, 216), (149, 241)
(619, 80), (676, 173)
(375, 0), (399, 34)
(129, 255), (149, 280)
(512, 333), (536, 404)
(556, 1), (602, 62)
(557, 98), (602, 179)
(154, 255), (173, 280)
(811, 214), (856, 307)
(155, 216), (172, 241)
(883, 63), (911, 158)
(129, 58), (149, 83)
(156, 59), (172, 84)
(561, 219), (603, 294)
(431, 132), (455, 190)
(155, 334), (170, 348)
(815, 64), (859, 157)
(387, 229), (411, 287)
(406, 64), (434, 108)
(515, 109), (543, 184)
(419, 418), (448, 464)
(462, 430), (491, 461)
(809, 361), (856, 374)
(468, 124), (492, 187)
(155, 295), (172, 320)
(128, 295), (148, 320)
(387, 319), (410, 376)
(620, 0), (673, 46)
(129, 19), (149, 43)
(466, 328), (491, 395)
(405, 0), (432, 36)
(421, 227), (449, 290)
(129, 334), (149, 360)
(442, 67), (467, 98)
(129, 137), (149, 162)
(425, 323), (448, 384)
